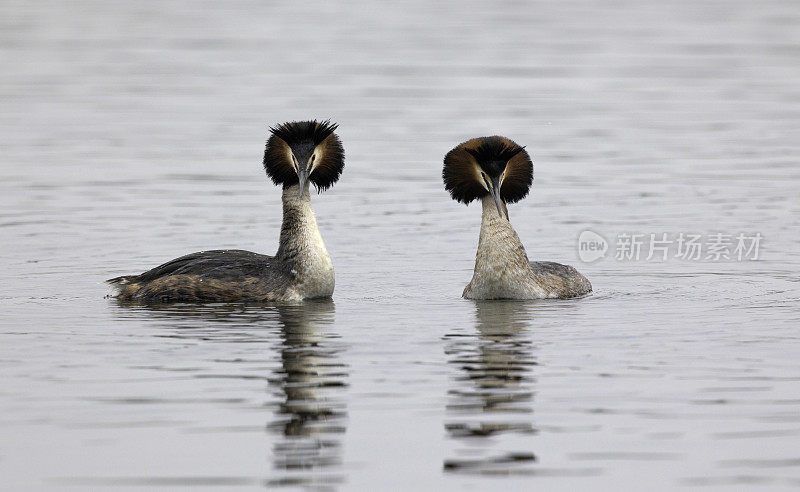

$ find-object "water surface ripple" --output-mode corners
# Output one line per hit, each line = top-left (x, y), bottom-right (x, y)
(1, 0), (800, 490)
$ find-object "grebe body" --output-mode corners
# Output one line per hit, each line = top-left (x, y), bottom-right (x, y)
(108, 120), (344, 303)
(443, 136), (591, 300)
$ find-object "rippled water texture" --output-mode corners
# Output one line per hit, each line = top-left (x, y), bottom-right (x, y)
(2, 0), (800, 489)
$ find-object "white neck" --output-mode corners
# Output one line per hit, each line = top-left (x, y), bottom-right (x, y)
(463, 195), (537, 299)
(476, 195), (529, 269)
(276, 184), (335, 298)
(278, 184), (318, 254)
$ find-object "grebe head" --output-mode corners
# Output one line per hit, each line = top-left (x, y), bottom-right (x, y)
(442, 136), (533, 218)
(264, 119), (345, 196)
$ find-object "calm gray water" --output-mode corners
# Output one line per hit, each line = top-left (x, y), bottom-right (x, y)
(2, 0), (799, 490)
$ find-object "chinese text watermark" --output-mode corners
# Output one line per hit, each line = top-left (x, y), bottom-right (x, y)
(577, 231), (762, 263)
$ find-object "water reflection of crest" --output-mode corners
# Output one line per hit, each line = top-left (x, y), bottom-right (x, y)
(443, 301), (537, 473)
(109, 300), (347, 487)
(268, 301), (347, 487)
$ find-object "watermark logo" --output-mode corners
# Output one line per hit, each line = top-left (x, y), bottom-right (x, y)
(578, 230), (609, 263)
(577, 231), (762, 262)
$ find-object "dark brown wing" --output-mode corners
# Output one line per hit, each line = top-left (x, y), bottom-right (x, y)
(108, 250), (280, 284)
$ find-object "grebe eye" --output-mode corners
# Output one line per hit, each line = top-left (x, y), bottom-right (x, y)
(311, 154), (316, 162)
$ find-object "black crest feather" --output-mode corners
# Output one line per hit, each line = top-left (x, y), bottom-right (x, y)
(269, 119), (339, 147)
(464, 140), (525, 173)
(263, 119), (344, 191)
(443, 136), (533, 205)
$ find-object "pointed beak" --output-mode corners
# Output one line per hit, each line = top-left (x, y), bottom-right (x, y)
(297, 162), (310, 197)
(489, 175), (505, 219)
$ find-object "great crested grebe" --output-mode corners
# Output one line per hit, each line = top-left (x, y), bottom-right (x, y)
(108, 120), (344, 303)
(443, 136), (591, 300)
